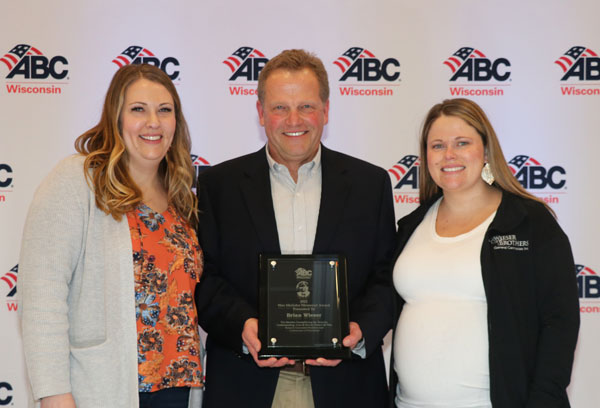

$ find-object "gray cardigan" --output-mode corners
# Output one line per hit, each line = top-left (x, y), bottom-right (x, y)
(18, 155), (201, 408)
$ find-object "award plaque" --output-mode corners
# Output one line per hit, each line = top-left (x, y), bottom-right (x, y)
(258, 254), (351, 359)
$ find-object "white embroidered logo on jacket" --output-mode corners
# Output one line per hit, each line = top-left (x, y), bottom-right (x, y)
(489, 234), (530, 251)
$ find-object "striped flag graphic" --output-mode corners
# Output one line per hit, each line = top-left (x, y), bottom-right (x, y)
(191, 155), (210, 167)
(334, 48), (375, 73)
(554, 46), (598, 72)
(2, 265), (18, 297)
(1, 44), (42, 70)
(112, 46), (155, 68)
(1, 265), (17, 290)
(443, 47), (486, 73)
(508, 155), (541, 175)
(576, 264), (597, 276)
(388, 155), (419, 182)
(223, 47), (265, 73)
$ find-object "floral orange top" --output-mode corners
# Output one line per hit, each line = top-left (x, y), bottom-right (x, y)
(127, 204), (203, 392)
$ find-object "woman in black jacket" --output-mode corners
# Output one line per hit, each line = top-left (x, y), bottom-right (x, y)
(390, 98), (579, 408)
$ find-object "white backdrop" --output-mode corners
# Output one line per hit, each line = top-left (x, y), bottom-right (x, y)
(1, 1), (599, 406)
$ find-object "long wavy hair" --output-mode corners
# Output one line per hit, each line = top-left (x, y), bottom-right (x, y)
(74, 64), (198, 224)
(418, 98), (553, 215)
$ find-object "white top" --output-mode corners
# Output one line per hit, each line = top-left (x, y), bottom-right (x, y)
(393, 198), (495, 408)
(267, 145), (321, 255)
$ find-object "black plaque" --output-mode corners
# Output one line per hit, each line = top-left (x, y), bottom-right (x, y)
(258, 254), (351, 359)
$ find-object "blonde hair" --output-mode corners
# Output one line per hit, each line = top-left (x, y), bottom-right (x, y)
(257, 49), (329, 103)
(74, 64), (198, 224)
(418, 98), (554, 215)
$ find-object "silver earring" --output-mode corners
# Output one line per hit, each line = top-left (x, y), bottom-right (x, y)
(481, 162), (495, 185)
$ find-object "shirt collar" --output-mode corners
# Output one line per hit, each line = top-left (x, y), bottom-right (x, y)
(265, 144), (322, 175)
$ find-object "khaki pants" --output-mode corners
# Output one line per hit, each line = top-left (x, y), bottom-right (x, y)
(271, 370), (315, 408)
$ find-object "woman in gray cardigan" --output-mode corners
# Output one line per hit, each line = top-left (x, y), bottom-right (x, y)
(19, 64), (203, 408)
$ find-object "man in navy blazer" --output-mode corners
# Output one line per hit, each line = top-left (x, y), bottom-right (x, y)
(195, 49), (396, 407)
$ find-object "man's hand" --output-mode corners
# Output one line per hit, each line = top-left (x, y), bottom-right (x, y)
(40, 393), (76, 408)
(305, 321), (363, 367)
(242, 318), (295, 367)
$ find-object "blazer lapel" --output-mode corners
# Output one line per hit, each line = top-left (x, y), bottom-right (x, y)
(239, 148), (281, 253)
(313, 146), (351, 253)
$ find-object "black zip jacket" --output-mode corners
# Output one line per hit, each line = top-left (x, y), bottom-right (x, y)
(389, 191), (580, 408)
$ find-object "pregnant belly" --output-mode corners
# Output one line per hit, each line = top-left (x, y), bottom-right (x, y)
(393, 300), (491, 406)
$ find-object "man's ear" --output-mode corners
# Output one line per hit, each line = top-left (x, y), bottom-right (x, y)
(257, 100), (265, 127)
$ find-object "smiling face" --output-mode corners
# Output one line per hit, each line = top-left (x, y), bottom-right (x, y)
(120, 78), (176, 175)
(426, 114), (487, 197)
(256, 68), (329, 174)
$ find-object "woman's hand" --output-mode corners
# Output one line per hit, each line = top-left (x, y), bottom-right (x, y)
(40, 393), (76, 408)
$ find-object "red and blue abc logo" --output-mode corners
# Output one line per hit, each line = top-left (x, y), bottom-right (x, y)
(334, 47), (400, 82)
(223, 47), (268, 82)
(334, 47), (400, 96)
(554, 46), (600, 96)
(1, 44), (68, 79)
(1, 265), (17, 298)
(508, 155), (566, 190)
(0, 164), (12, 189)
(0, 382), (13, 406)
(191, 154), (211, 181)
(388, 155), (420, 189)
(444, 47), (510, 82)
(388, 155), (420, 204)
(555, 46), (599, 81)
(576, 264), (599, 299)
(112, 46), (180, 80)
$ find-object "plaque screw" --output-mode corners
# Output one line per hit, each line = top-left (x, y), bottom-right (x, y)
(271, 337), (277, 345)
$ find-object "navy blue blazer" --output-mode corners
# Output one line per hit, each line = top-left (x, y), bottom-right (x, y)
(195, 145), (396, 408)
